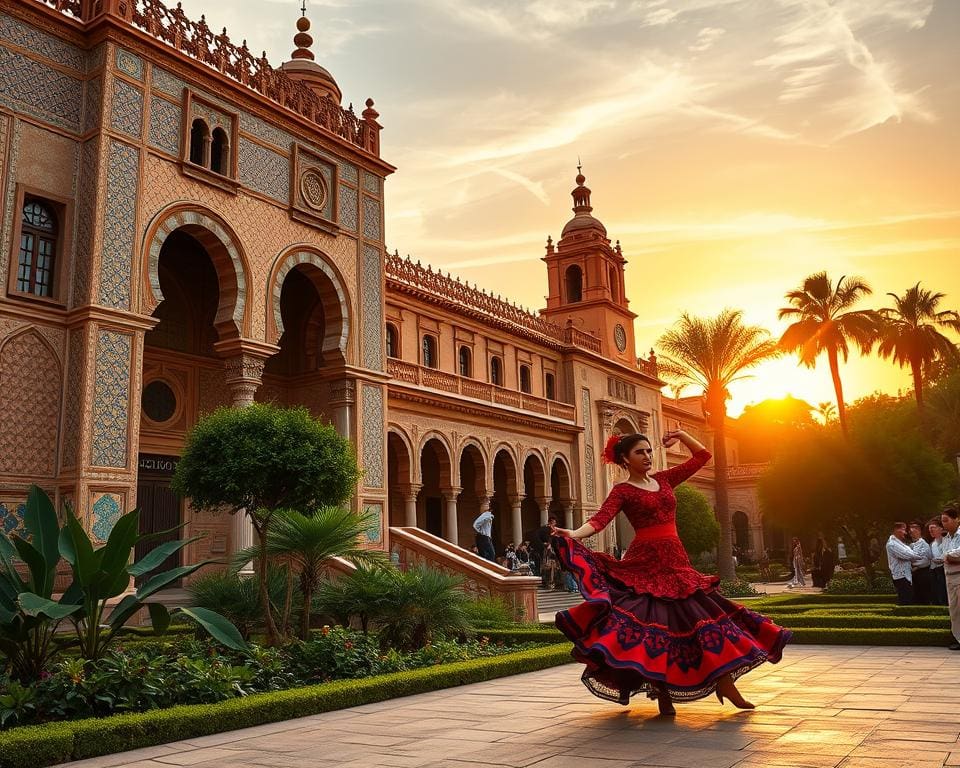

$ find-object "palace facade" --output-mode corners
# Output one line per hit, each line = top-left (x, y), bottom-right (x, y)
(0, 0), (767, 600)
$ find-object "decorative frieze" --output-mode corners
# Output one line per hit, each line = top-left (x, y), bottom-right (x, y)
(238, 138), (289, 203)
(0, 12), (85, 72)
(362, 245), (384, 372)
(0, 44), (82, 132)
(91, 331), (132, 468)
(361, 384), (384, 488)
(582, 387), (596, 503)
(339, 184), (358, 232)
(148, 95), (181, 155)
(115, 48), (144, 81)
(98, 140), (139, 309)
(110, 79), (144, 138)
(362, 195), (382, 241)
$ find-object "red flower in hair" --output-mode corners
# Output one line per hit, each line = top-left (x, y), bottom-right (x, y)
(602, 434), (621, 465)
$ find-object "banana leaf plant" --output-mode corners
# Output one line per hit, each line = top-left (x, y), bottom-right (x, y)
(0, 486), (246, 680)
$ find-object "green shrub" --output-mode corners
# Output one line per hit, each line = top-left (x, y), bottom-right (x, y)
(187, 567), (293, 639)
(718, 579), (761, 597)
(824, 572), (895, 595)
(788, 627), (953, 645)
(0, 644), (573, 767)
(462, 597), (517, 629)
(378, 567), (472, 650)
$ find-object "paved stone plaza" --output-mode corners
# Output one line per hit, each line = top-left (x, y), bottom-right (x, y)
(64, 645), (959, 768)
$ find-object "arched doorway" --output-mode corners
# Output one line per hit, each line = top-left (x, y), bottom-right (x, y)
(263, 258), (349, 421)
(521, 454), (546, 543)
(139, 229), (225, 581)
(419, 437), (452, 539)
(387, 430), (414, 527)
(491, 448), (519, 555)
(550, 456), (573, 528)
(458, 443), (486, 546)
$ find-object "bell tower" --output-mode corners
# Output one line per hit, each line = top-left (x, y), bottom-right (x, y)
(541, 168), (637, 365)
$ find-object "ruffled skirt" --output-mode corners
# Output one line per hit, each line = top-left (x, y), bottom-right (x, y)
(553, 536), (791, 704)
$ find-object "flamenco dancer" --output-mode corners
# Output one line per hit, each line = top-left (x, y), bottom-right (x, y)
(551, 429), (790, 715)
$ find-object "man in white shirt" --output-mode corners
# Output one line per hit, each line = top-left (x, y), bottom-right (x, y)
(940, 504), (960, 650)
(886, 522), (925, 606)
(473, 508), (496, 562)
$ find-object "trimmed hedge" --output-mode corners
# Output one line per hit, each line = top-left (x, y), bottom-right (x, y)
(0, 643), (573, 768)
(766, 594), (898, 606)
(789, 627), (954, 646)
(764, 614), (949, 630)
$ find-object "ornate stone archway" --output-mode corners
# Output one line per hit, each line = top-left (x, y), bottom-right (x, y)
(268, 249), (350, 363)
(142, 206), (249, 338)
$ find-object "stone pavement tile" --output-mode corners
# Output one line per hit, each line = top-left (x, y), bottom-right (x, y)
(947, 751), (960, 766)
(733, 755), (845, 768)
(434, 743), (568, 767)
(526, 756), (640, 768)
(838, 757), (946, 768)
(152, 748), (247, 766)
(872, 725), (960, 741)
(638, 745), (744, 768)
(60, 746), (180, 767)
(472, 715), (562, 734)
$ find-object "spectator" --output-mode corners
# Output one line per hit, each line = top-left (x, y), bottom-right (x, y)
(812, 538), (835, 588)
(472, 508), (496, 562)
(787, 538), (806, 588)
(928, 518), (948, 606)
(504, 543), (518, 571)
(886, 522), (925, 606)
(908, 521), (933, 605)
(540, 542), (560, 589)
(940, 504), (960, 649)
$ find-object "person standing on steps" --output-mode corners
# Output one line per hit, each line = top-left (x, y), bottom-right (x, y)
(551, 430), (791, 716)
(473, 507), (496, 562)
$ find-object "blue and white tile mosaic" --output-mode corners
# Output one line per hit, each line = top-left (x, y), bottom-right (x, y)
(149, 96), (181, 156)
(91, 494), (121, 542)
(0, 44), (82, 132)
(98, 140), (139, 309)
(361, 384), (384, 488)
(115, 48), (144, 81)
(362, 245), (383, 372)
(238, 138), (289, 203)
(110, 79), (144, 138)
(362, 196), (382, 241)
(91, 331), (131, 468)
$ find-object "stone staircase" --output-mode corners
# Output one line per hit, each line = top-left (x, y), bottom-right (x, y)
(536, 586), (583, 620)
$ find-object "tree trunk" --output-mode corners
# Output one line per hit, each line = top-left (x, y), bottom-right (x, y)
(301, 580), (313, 641)
(828, 347), (848, 436)
(911, 356), (924, 410)
(254, 519), (279, 645)
(713, 415), (735, 581)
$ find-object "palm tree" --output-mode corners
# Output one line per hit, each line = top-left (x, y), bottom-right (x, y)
(778, 272), (879, 435)
(815, 401), (837, 425)
(235, 506), (385, 639)
(878, 283), (960, 410)
(657, 309), (780, 580)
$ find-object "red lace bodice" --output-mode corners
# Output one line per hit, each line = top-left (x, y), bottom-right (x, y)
(582, 449), (717, 599)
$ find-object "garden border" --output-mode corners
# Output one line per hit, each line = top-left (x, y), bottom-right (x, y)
(0, 643), (574, 768)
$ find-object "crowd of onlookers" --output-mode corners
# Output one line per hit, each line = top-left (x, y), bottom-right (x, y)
(470, 512), (578, 592)
(886, 511), (956, 607)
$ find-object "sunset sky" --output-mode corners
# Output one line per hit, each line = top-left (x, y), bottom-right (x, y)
(183, 0), (959, 415)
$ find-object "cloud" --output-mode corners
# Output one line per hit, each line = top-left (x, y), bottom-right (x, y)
(689, 26), (725, 52)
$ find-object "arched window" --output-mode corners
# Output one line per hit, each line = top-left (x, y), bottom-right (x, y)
(422, 334), (437, 368)
(609, 265), (619, 303)
(545, 372), (556, 400)
(458, 345), (472, 377)
(385, 323), (399, 358)
(189, 119), (209, 166)
(490, 356), (503, 386)
(564, 264), (583, 303)
(211, 128), (229, 175)
(17, 199), (58, 297)
(519, 364), (531, 394)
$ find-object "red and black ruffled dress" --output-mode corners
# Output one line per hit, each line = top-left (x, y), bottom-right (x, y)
(553, 449), (790, 705)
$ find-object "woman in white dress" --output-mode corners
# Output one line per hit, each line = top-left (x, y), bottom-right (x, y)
(787, 538), (806, 587)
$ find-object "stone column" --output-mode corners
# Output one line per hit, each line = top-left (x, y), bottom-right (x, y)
(402, 484), (421, 528)
(223, 352), (266, 408)
(509, 496), (523, 547)
(327, 378), (356, 440)
(215, 342), (274, 576)
(442, 486), (462, 546)
(561, 499), (575, 530)
(537, 497), (551, 525)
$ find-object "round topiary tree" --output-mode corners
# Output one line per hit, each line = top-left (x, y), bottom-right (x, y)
(173, 404), (360, 643)
(675, 484), (720, 560)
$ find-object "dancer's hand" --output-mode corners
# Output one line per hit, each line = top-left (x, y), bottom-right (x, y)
(551, 525), (573, 538)
(661, 429), (685, 447)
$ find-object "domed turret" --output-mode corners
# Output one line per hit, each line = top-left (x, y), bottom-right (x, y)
(280, 10), (342, 104)
(560, 166), (607, 238)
